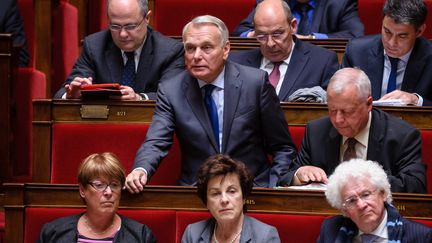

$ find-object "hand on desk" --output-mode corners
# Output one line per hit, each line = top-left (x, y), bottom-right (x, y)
(293, 166), (328, 185)
(379, 90), (419, 105)
(125, 169), (148, 193)
(65, 77), (92, 99)
(111, 85), (142, 101)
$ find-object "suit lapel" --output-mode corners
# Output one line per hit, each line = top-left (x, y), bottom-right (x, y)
(326, 127), (342, 174)
(183, 74), (219, 152)
(239, 216), (252, 243)
(366, 109), (384, 161)
(279, 40), (309, 100)
(135, 30), (154, 91)
(105, 43), (123, 84)
(222, 62), (242, 153)
(402, 38), (427, 92)
(368, 39), (385, 100)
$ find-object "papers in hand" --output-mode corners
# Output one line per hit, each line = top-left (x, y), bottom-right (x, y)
(274, 182), (327, 191)
(372, 99), (406, 106)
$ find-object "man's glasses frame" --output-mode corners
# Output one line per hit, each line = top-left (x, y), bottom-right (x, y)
(342, 189), (378, 209)
(109, 18), (145, 32)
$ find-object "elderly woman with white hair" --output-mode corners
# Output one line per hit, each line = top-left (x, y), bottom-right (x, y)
(317, 159), (431, 243)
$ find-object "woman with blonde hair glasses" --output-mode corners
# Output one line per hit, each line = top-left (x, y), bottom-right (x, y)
(38, 152), (156, 242)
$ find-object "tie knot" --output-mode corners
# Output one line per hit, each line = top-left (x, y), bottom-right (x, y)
(204, 84), (216, 96)
(361, 233), (378, 243)
(272, 61), (283, 69)
(346, 137), (357, 147)
(125, 51), (135, 60)
(388, 56), (399, 68)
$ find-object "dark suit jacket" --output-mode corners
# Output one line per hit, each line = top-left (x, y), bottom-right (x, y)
(55, 28), (184, 99)
(342, 35), (432, 106)
(37, 214), (156, 243)
(232, 0), (364, 38)
(181, 216), (280, 243)
(0, 0), (29, 66)
(278, 108), (426, 193)
(317, 214), (432, 243)
(133, 61), (297, 187)
(228, 38), (338, 100)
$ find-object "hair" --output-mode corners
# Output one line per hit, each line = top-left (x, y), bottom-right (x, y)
(196, 154), (253, 209)
(325, 159), (392, 210)
(182, 15), (229, 47)
(327, 67), (372, 101)
(77, 152), (126, 188)
(254, 0), (293, 23)
(383, 0), (428, 30)
(107, 0), (149, 17)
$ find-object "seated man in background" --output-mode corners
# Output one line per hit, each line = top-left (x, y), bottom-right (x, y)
(278, 68), (426, 193)
(55, 0), (184, 100)
(125, 15), (297, 191)
(182, 154), (280, 243)
(0, 0), (29, 66)
(233, 0), (364, 39)
(318, 159), (432, 243)
(342, 0), (432, 106)
(229, 0), (338, 102)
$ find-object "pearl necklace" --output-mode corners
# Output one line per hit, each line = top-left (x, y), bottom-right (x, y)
(213, 224), (241, 243)
(83, 214), (115, 236)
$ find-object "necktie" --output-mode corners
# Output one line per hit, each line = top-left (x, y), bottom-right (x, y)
(203, 84), (220, 149)
(296, 3), (312, 35)
(121, 51), (136, 88)
(343, 138), (357, 161)
(361, 234), (378, 243)
(269, 62), (282, 88)
(386, 57), (399, 93)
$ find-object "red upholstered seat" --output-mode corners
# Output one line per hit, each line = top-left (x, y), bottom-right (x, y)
(51, 123), (181, 185)
(52, 0), (79, 97)
(13, 68), (46, 181)
(420, 130), (432, 194)
(153, 0), (256, 35)
(288, 126), (305, 150)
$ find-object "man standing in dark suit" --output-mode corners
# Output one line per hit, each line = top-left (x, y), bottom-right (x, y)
(55, 0), (184, 100)
(125, 15), (297, 191)
(318, 159), (431, 243)
(0, 0), (29, 66)
(342, 0), (432, 106)
(278, 68), (426, 193)
(233, 0), (364, 39)
(229, 0), (338, 101)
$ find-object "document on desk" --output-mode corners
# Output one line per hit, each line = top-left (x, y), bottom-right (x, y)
(372, 99), (406, 106)
(274, 183), (327, 192)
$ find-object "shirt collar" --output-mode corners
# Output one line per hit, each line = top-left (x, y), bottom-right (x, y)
(261, 40), (296, 68)
(120, 35), (146, 59)
(384, 47), (412, 64)
(342, 111), (371, 147)
(358, 209), (388, 240)
(197, 67), (225, 90)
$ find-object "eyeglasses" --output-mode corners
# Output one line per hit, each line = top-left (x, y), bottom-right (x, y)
(109, 18), (144, 32)
(89, 181), (122, 192)
(342, 189), (378, 209)
(255, 29), (288, 42)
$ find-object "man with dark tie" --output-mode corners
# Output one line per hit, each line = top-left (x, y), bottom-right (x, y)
(278, 68), (426, 193)
(317, 159), (432, 243)
(229, 0), (339, 101)
(125, 15), (297, 191)
(233, 0), (364, 39)
(342, 0), (432, 106)
(55, 0), (184, 100)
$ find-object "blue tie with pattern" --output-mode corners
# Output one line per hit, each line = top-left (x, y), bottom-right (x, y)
(203, 84), (219, 149)
(386, 57), (399, 93)
(296, 3), (312, 35)
(121, 51), (136, 88)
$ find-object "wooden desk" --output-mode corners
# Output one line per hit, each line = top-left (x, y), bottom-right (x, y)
(32, 99), (432, 183)
(3, 183), (432, 243)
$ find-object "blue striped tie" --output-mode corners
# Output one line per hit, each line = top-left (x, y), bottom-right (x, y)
(203, 84), (219, 149)
(121, 51), (136, 88)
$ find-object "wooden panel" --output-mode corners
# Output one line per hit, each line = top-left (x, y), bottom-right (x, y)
(3, 183), (432, 243)
(34, 0), (52, 95)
